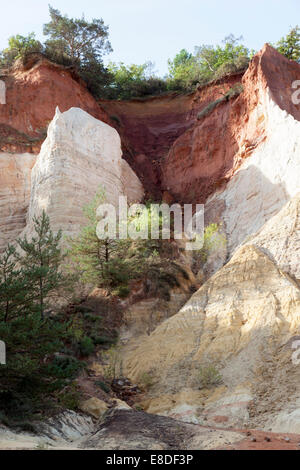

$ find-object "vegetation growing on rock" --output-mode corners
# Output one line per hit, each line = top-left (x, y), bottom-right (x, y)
(1, 6), (298, 100)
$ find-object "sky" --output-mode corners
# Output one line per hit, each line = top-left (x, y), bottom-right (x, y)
(1, 0), (300, 75)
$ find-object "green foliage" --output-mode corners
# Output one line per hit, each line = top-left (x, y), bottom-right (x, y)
(95, 380), (110, 393)
(46, 355), (84, 379)
(56, 383), (81, 410)
(0, 212), (81, 420)
(0, 33), (43, 67)
(67, 188), (159, 293)
(43, 5), (112, 66)
(275, 26), (300, 62)
(67, 187), (130, 288)
(79, 336), (95, 356)
(105, 61), (167, 99)
(197, 365), (223, 389)
(197, 98), (225, 120)
(0, 245), (33, 322)
(17, 211), (67, 319)
(0, 313), (72, 419)
(200, 223), (226, 263)
(167, 35), (251, 91)
(42, 5), (112, 97)
(138, 372), (154, 390)
(114, 285), (131, 298)
(92, 335), (115, 346)
(167, 48), (200, 91)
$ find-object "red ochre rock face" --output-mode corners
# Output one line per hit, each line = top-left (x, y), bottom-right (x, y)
(100, 74), (243, 198)
(0, 57), (110, 154)
(161, 44), (300, 204)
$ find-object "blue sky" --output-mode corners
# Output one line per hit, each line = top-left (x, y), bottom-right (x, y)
(1, 0), (300, 75)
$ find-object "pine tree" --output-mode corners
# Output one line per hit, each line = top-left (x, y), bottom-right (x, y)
(17, 211), (65, 319)
(67, 188), (128, 287)
(0, 245), (33, 322)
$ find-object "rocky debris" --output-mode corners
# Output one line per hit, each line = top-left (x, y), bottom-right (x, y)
(223, 430), (300, 451)
(111, 378), (142, 405)
(34, 410), (94, 442)
(79, 408), (201, 450)
(79, 408), (300, 450)
(79, 397), (108, 419)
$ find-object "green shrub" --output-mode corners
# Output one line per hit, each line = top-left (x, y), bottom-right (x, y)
(115, 285), (130, 298)
(197, 98), (224, 120)
(57, 384), (81, 410)
(197, 365), (223, 389)
(95, 380), (110, 393)
(79, 336), (95, 356)
(91, 335), (114, 346)
(46, 355), (84, 379)
(138, 372), (154, 390)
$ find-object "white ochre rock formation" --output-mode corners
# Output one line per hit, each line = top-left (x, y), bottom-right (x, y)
(0, 79), (5, 105)
(0, 152), (36, 251)
(247, 192), (300, 282)
(25, 107), (144, 237)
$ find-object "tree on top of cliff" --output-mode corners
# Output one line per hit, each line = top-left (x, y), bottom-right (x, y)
(167, 35), (251, 91)
(0, 33), (43, 67)
(42, 6), (113, 97)
(276, 26), (300, 62)
(43, 5), (112, 67)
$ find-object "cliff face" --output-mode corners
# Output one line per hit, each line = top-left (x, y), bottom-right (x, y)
(116, 47), (300, 433)
(0, 152), (35, 251)
(0, 57), (143, 248)
(203, 45), (300, 266)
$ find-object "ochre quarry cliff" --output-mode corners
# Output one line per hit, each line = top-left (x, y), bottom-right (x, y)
(0, 44), (300, 447)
